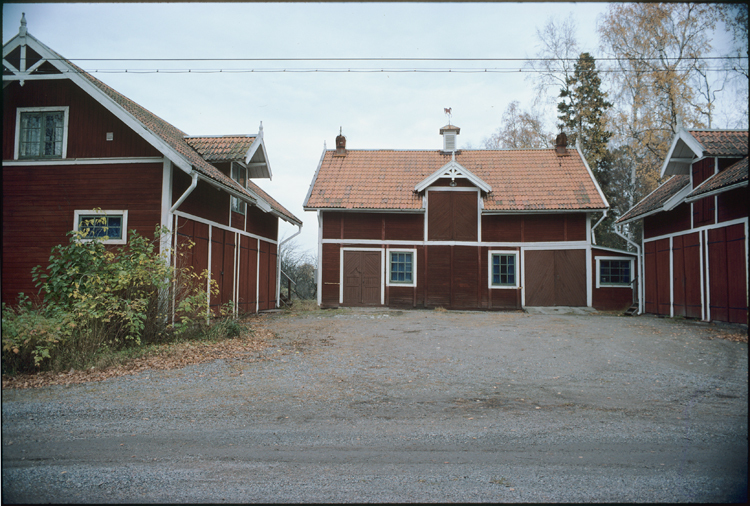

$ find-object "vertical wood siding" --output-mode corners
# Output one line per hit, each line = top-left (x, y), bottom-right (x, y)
(708, 224), (747, 324)
(482, 213), (586, 242)
(671, 233), (702, 319)
(524, 250), (586, 306)
(643, 203), (692, 239)
(427, 191), (478, 241)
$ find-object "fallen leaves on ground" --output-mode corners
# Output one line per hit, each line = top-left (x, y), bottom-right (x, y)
(2, 320), (276, 390)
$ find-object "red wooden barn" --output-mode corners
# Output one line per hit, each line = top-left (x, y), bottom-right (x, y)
(2, 18), (302, 314)
(304, 125), (637, 311)
(616, 128), (748, 325)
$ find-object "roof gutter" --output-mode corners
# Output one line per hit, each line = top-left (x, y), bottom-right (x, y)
(276, 223), (303, 308)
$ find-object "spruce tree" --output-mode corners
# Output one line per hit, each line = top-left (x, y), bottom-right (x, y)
(558, 53), (619, 247)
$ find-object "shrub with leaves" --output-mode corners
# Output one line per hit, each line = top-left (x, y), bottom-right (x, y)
(2, 220), (218, 373)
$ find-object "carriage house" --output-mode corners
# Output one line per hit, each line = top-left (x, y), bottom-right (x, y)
(2, 17), (302, 314)
(304, 124), (637, 311)
(616, 128), (748, 325)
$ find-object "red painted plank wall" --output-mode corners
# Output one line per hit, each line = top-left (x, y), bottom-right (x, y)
(591, 248), (638, 311)
(643, 203), (692, 239)
(2, 163), (162, 305)
(482, 213), (587, 242)
(671, 233), (702, 319)
(3, 80), (161, 159)
(708, 224), (747, 324)
(322, 212), (423, 241)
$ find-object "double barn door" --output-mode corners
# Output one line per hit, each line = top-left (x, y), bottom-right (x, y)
(524, 249), (587, 307)
(343, 251), (381, 306)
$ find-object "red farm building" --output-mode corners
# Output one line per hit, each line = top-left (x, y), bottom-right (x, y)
(616, 128), (748, 325)
(2, 17), (302, 314)
(304, 124), (637, 311)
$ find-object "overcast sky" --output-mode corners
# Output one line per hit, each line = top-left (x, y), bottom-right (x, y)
(1, 2), (736, 256)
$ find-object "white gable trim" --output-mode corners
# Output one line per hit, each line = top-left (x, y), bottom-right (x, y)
(415, 154), (491, 193)
(4, 31), (194, 175)
(661, 129), (704, 177)
(662, 182), (694, 211)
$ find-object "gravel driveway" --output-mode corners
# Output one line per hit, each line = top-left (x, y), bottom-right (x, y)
(2, 309), (747, 503)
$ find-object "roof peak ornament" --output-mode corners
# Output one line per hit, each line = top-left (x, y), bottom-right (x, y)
(19, 13), (27, 37)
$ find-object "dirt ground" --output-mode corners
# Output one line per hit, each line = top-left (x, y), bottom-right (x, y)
(2, 308), (748, 503)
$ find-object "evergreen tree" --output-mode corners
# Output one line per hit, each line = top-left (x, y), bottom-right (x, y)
(557, 52), (612, 171)
(557, 52), (616, 247)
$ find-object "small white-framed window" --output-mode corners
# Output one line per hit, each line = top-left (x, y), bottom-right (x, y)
(488, 250), (519, 289)
(74, 210), (128, 245)
(231, 163), (248, 215)
(386, 249), (417, 287)
(596, 257), (633, 288)
(15, 106), (70, 160)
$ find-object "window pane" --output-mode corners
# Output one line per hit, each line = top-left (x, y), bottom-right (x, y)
(492, 253), (516, 286)
(390, 252), (413, 283)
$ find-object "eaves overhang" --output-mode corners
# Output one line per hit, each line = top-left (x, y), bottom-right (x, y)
(684, 180), (748, 203)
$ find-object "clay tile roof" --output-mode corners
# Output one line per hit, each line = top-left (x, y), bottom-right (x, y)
(689, 130), (748, 157)
(184, 135), (256, 163)
(615, 175), (690, 224)
(688, 156), (749, 199)
(304, 149), (607, 211)
(58, 59), (299, 225)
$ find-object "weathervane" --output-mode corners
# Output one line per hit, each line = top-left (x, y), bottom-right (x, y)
(444, 107), (452, 125)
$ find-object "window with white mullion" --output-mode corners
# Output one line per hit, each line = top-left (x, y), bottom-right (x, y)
(17, 108), (67, 159)
(231, 163), (248, 215)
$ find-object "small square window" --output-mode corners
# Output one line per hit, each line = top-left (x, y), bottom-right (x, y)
(599, 259), (631, 286)
(390, 252), (413, 284)
(74, 210), (128, 244)
(489, 251), (519, 289)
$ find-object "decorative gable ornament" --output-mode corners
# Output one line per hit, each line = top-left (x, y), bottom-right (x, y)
(414, 152), (492, 193)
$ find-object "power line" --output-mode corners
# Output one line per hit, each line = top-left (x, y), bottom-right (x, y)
(48, 67), (747, 74)
(51, 56), (747, 62)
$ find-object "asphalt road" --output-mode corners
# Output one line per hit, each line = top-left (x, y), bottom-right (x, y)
(2, 309), (748, 503)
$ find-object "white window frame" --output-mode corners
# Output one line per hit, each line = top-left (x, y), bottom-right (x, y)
(73, 209), (129, 245)
(14, 106), (70, 160)
(230, 163), (248, 215)
(488, 250), (519, 289)
(595, 256), (634, 288)
(386, 248), (417, 287)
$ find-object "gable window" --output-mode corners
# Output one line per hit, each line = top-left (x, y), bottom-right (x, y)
(231, 163), (248, 214)
(74, 210), (128, 245)
(387, 249), (416, 287)
(596, 257), (632, 287)
(489, 251), (519, 288)
(15, 107), (69, 159)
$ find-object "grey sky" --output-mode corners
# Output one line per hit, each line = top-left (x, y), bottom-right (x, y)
(2, 2), (737, 256)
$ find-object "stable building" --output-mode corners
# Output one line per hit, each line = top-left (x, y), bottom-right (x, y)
(2, 16), (302, 313)
(304, 124), (637, 311)
(616, 128), (748, 324)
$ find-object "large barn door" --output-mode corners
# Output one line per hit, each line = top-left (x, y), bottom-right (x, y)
(524, 249), (586, 306)
(672, 233), (702, 319)
(343, 251), (381, 306)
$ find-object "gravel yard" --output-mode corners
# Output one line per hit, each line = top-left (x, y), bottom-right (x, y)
(2, 308), (747, 503)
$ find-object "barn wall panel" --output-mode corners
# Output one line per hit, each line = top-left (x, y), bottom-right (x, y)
(644, 203), (691, 239)
(428, 192), (453, 241)
(482, 215), (523, 243)
(717, 187), (748, 223)
(321, 243), (341, 306)
(451, 246), (478, 308)
(2, 164), (162, 304)
(524, 215), (565, 242)
(245, 205), (278, 240)
(655, 238), (671, 316)
(453, 193), (478, 242)
(524, 250), (555, 306)
(424, 245), (451, 307)
(322, 212), (343, 240)
(554, 250), (587, 307)
(343, 213), (383, 240)
(591, 248), (637, 311)
(173, 171), (229, 226)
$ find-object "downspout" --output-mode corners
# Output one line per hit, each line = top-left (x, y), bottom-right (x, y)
(169, 171), (198, 324)
(170, 171), (198, 213)
(614, 224), (643, 315)
(276, 223), (303, 307)
(590, 209), (608, 246)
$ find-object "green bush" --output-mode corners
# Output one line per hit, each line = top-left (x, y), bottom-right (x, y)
(2, 221), (223, 374)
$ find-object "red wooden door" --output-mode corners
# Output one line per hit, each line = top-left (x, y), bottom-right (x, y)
(709, 225), (747, 324)
(343, 251), (381, 306)
(427, 191), (478, 241)
(672, 233), (702, 319)
(524, 250), (555, 306)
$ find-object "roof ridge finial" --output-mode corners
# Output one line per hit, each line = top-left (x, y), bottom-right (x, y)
(20, 12), (27, 37)
(444, 107), (452, 126)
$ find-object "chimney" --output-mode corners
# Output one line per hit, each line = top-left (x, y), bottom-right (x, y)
(555, 132), (568, 156)
(440, 124), (460, 153)
(334, 127), (346, 157)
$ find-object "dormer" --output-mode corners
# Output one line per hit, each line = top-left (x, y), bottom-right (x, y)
(440, 124), (460, 153)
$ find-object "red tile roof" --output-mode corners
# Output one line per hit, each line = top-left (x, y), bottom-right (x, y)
(689, 130), (748, 157)
(184, 135), (256, 163)
(688, 156), (748, 199)
(615, 175), (690, 224)
(305, 149), (606, 211)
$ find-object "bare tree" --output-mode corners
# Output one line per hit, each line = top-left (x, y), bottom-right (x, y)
(279, 240), (317, 301)
(484, 101), (553, 149)
(525, 14), (580, 109)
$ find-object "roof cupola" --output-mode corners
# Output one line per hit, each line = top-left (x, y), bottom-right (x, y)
(335, 127), (347, 157)
(440, 124), (460, 153)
